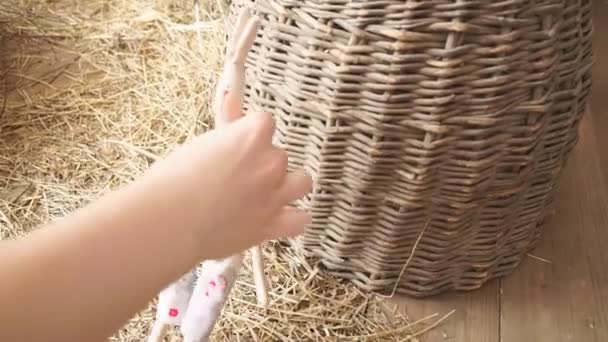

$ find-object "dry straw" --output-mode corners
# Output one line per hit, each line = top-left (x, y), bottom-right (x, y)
(0, 0), (449, 340)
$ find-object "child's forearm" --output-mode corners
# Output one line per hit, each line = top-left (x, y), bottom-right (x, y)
(0, 180), (208, 342)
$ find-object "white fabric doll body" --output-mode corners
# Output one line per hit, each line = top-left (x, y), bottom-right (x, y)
(156, 270), (197, 326)
(147, 9), (264, 342)
(148, 257), (241, 342)
(181, 256), (242, 342)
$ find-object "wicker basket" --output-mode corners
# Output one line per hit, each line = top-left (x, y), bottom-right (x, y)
(227, 0), (594, 297)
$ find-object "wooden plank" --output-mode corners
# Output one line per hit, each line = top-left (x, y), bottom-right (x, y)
(499, 108), (608, 342)
(590, 0), (608, 183)
(387, 280), (500, 342)
(500, 3), (608, 341)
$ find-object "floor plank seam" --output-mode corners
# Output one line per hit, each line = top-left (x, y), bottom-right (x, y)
(498, 279), (503, 342)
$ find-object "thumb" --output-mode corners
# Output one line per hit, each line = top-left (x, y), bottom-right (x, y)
(218, 92), (245, 125)
(229, 111), (276, 146)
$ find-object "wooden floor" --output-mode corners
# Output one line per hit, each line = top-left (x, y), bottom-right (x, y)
(388, 3), (608, 342)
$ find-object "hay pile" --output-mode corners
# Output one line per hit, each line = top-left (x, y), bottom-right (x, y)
(0, 1), (450, 340)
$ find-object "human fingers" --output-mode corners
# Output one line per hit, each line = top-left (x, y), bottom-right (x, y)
(266, 206), (312, 239)
(263, 146), (289, 187)
(277, 171), (313, 205)
(235, 111), (276, 147)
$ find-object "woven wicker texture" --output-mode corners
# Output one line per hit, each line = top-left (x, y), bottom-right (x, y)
(226, 0), (594, 297)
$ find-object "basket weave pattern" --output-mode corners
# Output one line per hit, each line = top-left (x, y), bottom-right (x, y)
(228, 0), (594, 296)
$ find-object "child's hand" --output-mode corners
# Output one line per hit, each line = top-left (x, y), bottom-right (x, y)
(0, 111), (311, 342)
(135, 111), (312, 259)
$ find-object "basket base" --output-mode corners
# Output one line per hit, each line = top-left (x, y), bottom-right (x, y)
(294, 221), (546, 298)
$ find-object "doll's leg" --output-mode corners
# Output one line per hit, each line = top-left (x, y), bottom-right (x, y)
(155, 270), (196, 325)
(181, 256), (242, 342)
(146, 321), (168, 342)
(250, 246), (268, 307)
(146, 269), (197, 342)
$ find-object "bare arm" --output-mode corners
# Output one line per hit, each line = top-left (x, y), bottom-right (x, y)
(0, 181), (206, 342)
